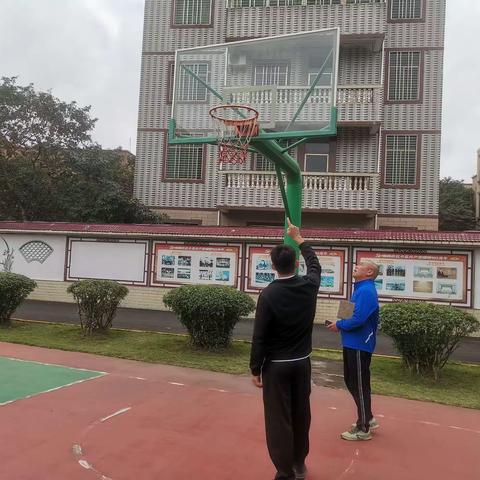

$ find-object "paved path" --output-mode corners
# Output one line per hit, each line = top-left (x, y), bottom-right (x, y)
(14, 300), (480, 364)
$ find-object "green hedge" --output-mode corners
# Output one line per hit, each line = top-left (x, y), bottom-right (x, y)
(164, 285), (255, 349)
(67, 280), (129, 335)
(0, 272), (37, 326)
(381, 301), (479, 379)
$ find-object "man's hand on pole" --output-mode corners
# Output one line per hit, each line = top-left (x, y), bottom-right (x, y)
(287, 218), (304, 245)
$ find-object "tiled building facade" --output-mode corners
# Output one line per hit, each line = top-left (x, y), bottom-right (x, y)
(135, 0), (445, 230)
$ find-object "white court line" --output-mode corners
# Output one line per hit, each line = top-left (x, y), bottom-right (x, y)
(100, 407), (131, 423)
(169, 382), (185, 386)
(128, 376), (146, 381)
(209, 388), (228, 393)
(1, 356), (108, 375)
(0, 374), (107, 406)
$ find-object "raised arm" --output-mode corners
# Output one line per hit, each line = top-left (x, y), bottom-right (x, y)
(287, 218), (321, 287)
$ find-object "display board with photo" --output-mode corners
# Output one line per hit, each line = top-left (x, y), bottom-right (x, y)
(355, 250), (471, 305)
(246, 246), (347, 296)
(153, 243), (239, 287)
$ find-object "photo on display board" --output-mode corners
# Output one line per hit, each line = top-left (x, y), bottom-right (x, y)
(386, 265), (406, 277)
(414, 266), (433, 279)
(256, 258), (272, 270)
(200, 257), (214, 268)
(320, 276), (334, 288)
(199, 269), (213, 281)
(437, 283), (457, 295)
(413, 280), (433, 293)
(386, 280), (406, 292)
(161, 267), (175, 278)
(215, 270), (230, 282)
(374, 278), (383, 290)
(178, 256), (192, 267)
(437, 267), (457, 280)
(256, 272), (275, 284)
(177, 268), (191, 279)
(162, 255), (175, 266)
(216, 257), (231, 268)
(377, 264), (384, 276)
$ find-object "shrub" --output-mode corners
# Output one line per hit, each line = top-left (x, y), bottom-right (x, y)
(164, 285), (256, 349)
(67, 280), (129, 335)
(0, 272), (37, 326)
(381, 301), (479, 379)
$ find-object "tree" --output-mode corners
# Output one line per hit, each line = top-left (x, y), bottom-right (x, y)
(0, 77), (166, 224)
(438, 177), (476, 231)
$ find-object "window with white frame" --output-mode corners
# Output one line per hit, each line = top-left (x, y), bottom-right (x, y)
(165, 144), (203, 180)
(390, 0), (422, 20)
(227, 0), (343, 6)
(254, 64), (289, 86)
(388, 51), (421, 101)
(177, 63), (209, 102)
(174, 0), (212, 25)
(384, 135), (417, 185)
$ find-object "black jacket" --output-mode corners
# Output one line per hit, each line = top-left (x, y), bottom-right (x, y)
(250, 243), (321, 376)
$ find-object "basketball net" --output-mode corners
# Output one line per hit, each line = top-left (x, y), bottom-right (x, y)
(209, 105), (259, 165)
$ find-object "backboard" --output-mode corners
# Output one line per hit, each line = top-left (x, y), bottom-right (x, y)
(169, 28), (339, 145)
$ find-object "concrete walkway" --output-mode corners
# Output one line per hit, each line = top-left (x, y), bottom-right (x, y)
(14, 300), (480, 364)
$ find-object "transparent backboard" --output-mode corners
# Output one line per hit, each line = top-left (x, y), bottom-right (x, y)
(170, 28), (339, 145)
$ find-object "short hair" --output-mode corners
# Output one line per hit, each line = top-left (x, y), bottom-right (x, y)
(361, 260), (380, 279)
(270, 244), (296, 275)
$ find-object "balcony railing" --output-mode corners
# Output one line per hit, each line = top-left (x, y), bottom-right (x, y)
(226, 85), (383, 125)
(218, 171), (380, 211)
(227, 0), (385, 8)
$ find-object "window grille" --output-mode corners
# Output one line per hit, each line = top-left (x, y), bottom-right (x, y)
(177, 63), (209, 102)
(254, 64), (289, 86)
(166, 144), (203, 180)
(385, 135), (417, 185)
(388, 51), (420, 101)
(174, 0), (211, 25)
(390, 0), (422, 20)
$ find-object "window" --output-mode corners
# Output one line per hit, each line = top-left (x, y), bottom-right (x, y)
(254, 64), (289, 86)
(165, 144), (203, 180)
(177, 63), (209, 102)
(252, 153), (274, 171)
(384, 135), (417, 185)
(390, 0), (422, 20)
(388, 51), (421, 102)
(305, 154), (329, 172)
(174, 0), (211, 25)
(308, 71), (332, 87)
(303, 142), (330, 172)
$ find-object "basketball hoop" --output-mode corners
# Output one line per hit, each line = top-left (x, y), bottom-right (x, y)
(209, 105), (259, 165)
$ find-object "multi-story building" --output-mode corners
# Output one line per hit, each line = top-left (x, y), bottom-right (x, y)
(135, 0), (445, 230)
(472, 148), (480, 226)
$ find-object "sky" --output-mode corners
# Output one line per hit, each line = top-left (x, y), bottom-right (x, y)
(1, 0), (479, 181)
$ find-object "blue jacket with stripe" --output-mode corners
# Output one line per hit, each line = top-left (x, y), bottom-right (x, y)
(336, 279), (379, 353)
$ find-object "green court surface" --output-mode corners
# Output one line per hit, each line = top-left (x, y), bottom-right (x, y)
(0, 357), (105, 405)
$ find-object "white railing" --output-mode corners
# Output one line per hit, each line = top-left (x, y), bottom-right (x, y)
(219, 171), (380, 211)
(228, 85), (380, 106)
(226, 0), (385, 8)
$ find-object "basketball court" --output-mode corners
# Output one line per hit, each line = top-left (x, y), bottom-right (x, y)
(1, 341), (478, 480)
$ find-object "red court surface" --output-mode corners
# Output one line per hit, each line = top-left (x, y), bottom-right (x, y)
(1, 342), (479, 480)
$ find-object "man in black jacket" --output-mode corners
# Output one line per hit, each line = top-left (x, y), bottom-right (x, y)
(250, 219), (321, 480)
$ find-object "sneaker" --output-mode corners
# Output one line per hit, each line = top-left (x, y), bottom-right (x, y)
(341, 426), (372, 441)
(293, 464), (307, 480)
(350, 417), (380, 431)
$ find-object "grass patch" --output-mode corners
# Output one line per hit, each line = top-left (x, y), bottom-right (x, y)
(1, 320), (479, 409)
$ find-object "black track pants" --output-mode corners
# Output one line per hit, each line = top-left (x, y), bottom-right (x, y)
(262, 357), (311, 480)
(343, 347), (373, 433)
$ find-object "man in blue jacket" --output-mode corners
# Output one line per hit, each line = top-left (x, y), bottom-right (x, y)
(327, 260), (380, 441)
